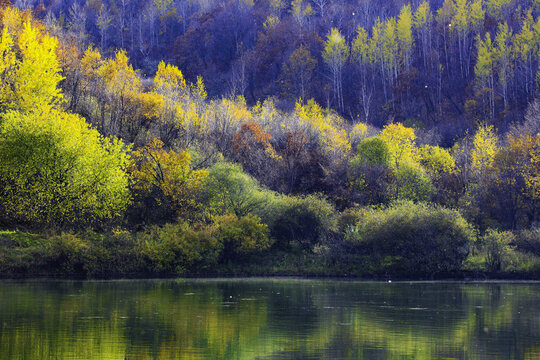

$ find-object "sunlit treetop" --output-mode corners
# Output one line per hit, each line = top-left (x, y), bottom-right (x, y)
(471, 125), (499, 171)
(0, 8), (63, 113)
(380, 122), (417, 166)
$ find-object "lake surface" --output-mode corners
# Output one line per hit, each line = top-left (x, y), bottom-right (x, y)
(1, 279), (539, 360)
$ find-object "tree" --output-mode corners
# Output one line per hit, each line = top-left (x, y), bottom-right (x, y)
(481, 229), (515, 272)
(392, 161), (434, 202)
(97, 50), (142, 138)
(68, 1), (88, 45)
(271, 194), (335, 249)
(494, 22), (513, 108)
(213, 214), (270, 261)
(96, 3), (112, 52)
(280, 128), (308, 193)
(380, 122), (417, 167)
(232, 121), (277, 182)
(453, 0), (471, 78)
(471, 125), (498, 174)
(280, 45), (317, 101)
(290, 0), (314, 28)
(514, 11), (537, 99)
(414, 1), (432, 69)
(397, 4), (413, 70)
(490, 134), (539, 228)
(0, 15), (63, 113)
(475, 33), (496, 121)
(436, 0), (456, 78)
(348, 137), (393, 204)
(152, 61), (188, 142)
(0, 109), (131, 229)
(129, 138), (207, 224)
(352, 26), (373, 121)
(203, 162), (275, 218)
(419, 145), (456, 176)
(322, 28), (349, 113)
(382, 18), (398, 87)
(486, 0), (514, 21)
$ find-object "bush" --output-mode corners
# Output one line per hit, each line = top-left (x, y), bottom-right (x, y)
(347, 201), (474, 273)
(337, 207), (369, 234)
(213, 214), (270, 261)
(515, 228), (540, 256)
(481, 229), (516, 272)
(46, 231), (142, 276)
(202, 162), (277, 219)
(348, 138), (394, 205)
(138, 222), (220, 273)
(392, 162), (434, 202)
(353, 137), (391, 166)
(271, 194), (336, 250)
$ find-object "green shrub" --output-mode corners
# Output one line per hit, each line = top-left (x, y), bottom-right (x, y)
(392, 162), (435, 202)
(203, 162), (267, 216)
(348, 138), (394, 204)
(139, 222), (220, 273)
(353, 137), (391, 166)
(337, 208), (368, 233)
(271, 194), (336, 250)
(348, 201), (474, 273)
(44, 231), (142, 276)
(213, 214), (270, 261)
(481, 229), (516, 272)
(515, 228), (540, 256)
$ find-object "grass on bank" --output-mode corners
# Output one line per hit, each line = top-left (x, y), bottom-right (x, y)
(2, 226), (540, 279)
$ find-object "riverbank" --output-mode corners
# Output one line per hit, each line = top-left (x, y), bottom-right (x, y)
(2, 230), (540, 280)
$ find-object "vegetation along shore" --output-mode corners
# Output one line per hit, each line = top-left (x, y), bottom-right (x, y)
(0, 2), (538, 279)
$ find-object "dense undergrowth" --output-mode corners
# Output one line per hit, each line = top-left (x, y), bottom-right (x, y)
(2, 202), (540, 279)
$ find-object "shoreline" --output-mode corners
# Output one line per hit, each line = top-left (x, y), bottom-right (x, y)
(2, 271), (539, 281)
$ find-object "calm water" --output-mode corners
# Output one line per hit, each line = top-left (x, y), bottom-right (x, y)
(1, 279), (539, 360)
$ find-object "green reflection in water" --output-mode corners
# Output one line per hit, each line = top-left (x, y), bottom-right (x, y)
(1, 279), (539, 360)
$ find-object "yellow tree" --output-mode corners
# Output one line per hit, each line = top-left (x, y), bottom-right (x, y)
(486, 0), (513, 21)
(352, 26), (373, 121)
(378, 123), (435, 201)
(129, 138), (208, 222)
(97, 50), (142, 138)
(322, 28), (349, 113)
(380, 122), (417, 167)
(491, 134), (539, 228)
(294, 99), (350, 159)
(475, 33), (495, 122)
(514, 11), (537, 98)
(0, 16), (63, 113)
(382, 18), (398, 86)
(0, 109), (131, 228)
(471, 125), (498, 174)
(397, 4), (413, 70)
(370, 19), (388, 100)
(152, 61), (189, 142)
(414, 1), (433, 69)
(436, 0), (456, 77)
(494, 22), (513, 108)
(290, 0), (314, 27)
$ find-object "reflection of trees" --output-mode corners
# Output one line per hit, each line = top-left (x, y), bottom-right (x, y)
(1, 280), (540, 359)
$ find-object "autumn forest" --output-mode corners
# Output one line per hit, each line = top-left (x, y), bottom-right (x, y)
(0, 0), (538, 278)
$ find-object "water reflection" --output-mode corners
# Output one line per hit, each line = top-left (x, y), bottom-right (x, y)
(1, 279), (539, 359)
